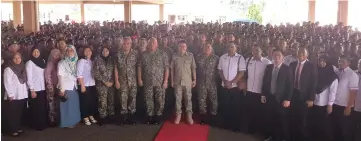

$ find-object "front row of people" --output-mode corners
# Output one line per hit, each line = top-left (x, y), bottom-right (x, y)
(1, 40), (361, 141)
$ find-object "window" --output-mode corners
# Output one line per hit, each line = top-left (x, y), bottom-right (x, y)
(84, 4), (124, 22)
(132, 5), (159, 24)
(315, 0), (338, 25)
(39, 4), (81, 23)
(348, 0), (361, 30)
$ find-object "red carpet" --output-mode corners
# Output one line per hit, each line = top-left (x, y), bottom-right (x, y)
(154, 115), (209, 141)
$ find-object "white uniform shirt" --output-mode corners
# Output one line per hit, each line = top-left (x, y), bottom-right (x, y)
(26, 60), (46, 91)
(76, 59), (95, 87)
(314, 79), (338, 106)
(355, 73), (361, 112)
(334, 67), (359, 107)
(58, 60), (78, 91)
(246, 57), (272, 93)
(3, 67), (28, 100)
(218, 53), (246, 88)
(283, 55), (297, 66)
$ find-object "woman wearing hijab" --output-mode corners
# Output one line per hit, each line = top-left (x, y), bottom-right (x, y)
(58, 45), (81, 128)
(3, 53), (28, 137)
(45, 49), (61, 126)
(25, 47), (48, 131)
(310, 55), (338, 141)
(92, 47), (115, 125)
(77, 46), (98, 125)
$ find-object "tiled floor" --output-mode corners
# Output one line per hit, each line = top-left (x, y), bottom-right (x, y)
(1, 123), (261, 141)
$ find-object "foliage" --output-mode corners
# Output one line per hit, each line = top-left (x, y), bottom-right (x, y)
(221, 0), (264, 23)
(246, 3), (263, 23)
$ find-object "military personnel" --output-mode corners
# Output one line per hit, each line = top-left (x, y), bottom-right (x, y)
(114, 37), (138, 125)
(195, 41), (219, 125)
(138, 37), (169, 125)
(170, 40), (197, 125)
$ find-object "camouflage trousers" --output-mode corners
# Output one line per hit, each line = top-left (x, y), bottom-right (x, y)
(174, 85), (192, 115)
(96, 85), (115, 118)
(197, 84), (218, 115)
(117, 85), (137, 115)
(143, 85), (166, 116)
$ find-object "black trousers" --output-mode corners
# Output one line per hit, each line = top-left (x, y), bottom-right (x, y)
(3, 99), (26, 134)
(351, 111), (361, 141)
(78, 86), (98, 119)
(28, 90), (48, 130)
(264, 95), (290, 140)
(289, 90), (310, 141)
(219, 87), (246, 131)
(245, 91), (265, 134)
(309, 105), (333, 141)
(331, 104), (353, 141)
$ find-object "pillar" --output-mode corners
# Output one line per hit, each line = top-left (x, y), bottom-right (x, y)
(22, 1), (39, 33)
(308, 0), (316, 23)
(12, 1), (22, 26)
(124, 1), (132, 23)
(159, 4), (164, 21)
(337, 0), (348, 25)
(80, 2), (85, 22)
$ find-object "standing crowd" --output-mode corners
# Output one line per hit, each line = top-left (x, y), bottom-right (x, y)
(1, 20), (361, 141)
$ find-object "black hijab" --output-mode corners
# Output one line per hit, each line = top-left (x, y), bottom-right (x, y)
(100, 47), (111, 64)
(30, 46), (46, 69)
(9, 53), (27, 84)
(316, 55), (338, 94)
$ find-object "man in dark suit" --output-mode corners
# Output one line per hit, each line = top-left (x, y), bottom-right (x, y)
(289, 47), (318, 141)
(263, 49), (293, 141)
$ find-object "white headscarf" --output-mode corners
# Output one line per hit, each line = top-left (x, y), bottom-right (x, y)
(61, 45), (78, 76)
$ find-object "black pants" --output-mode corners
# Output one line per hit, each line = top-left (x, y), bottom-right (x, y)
(289, 90), (310, 141)
(78, 86), (98, 119)
(28, 90), (48, 130)
(309, 105), (333, 141)
(245, 91), (265, 134)
(351, 111), (361, 141)
(220, 87), (245, 131)
(331, 104), (353, 141)
(264, 95), (290, 140)
(3, 99), (26, 134)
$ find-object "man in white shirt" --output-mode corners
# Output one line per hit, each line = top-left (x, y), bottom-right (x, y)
(352, 59), (361, 141)
(244, 45), (272, 134)
(218, 42), (246, 132)
(283, 42), (299, 66)
(332, 55), (359, 141)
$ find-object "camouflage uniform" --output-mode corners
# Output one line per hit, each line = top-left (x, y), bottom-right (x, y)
(171, 52), (197, 114)
(195, 54), (219, 115)
(139, 49), (169, 116)
(93, 56), (115, 118)
(114, 49), (138, 115)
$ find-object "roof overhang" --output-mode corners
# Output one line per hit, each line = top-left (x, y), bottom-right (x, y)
(1, 0), (172, 5)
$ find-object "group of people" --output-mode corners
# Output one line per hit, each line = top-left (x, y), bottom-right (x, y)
(1, 20), (361, 141)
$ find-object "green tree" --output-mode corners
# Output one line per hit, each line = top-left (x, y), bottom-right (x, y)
(246, 3), (263, 23)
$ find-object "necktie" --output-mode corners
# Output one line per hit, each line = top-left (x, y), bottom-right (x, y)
(295, 62), (302, 89)
(271, 67), (279, 94)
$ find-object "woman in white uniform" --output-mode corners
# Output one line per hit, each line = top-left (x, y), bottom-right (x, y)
(310, 55), (338, 141)
(3, 53), (28, 136)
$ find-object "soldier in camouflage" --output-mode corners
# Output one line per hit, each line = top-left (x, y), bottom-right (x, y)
(114, 37), (139, 125)
(138, 37), (169, 125)
(195, 42), (219, 125)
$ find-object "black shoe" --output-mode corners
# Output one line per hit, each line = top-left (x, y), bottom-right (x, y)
(200, 115), (207, 125)
(209, 115), (217, 126)
(49, 122), (57, 127)
(263, 136), (275, 141)
(146, 116), (153, 124)
(153, 116), (160, 125)
(127, 114), (136, 125)
(117, 115), (126, 126)
(97, 118), (106, 126)
(232, 128), (240, 133)
(10, 132), (20, 137)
